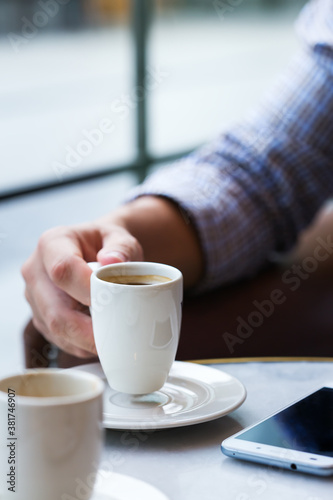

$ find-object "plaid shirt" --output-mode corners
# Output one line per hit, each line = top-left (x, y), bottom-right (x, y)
(130, 0), (333, 292)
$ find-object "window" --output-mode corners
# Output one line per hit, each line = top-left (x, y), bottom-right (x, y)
(0, 0), (306, 199)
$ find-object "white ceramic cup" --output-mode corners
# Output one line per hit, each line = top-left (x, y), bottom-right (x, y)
(90, 261), (183, 395)
(0, 369), (104, 500)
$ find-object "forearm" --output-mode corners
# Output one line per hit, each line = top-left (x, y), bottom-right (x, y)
(96, 195), (204, 289)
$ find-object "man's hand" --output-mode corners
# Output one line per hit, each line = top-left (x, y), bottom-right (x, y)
(22, 196), (203, 358)
(21, 220), (143, 358)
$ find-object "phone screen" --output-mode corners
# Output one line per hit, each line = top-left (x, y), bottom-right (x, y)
(235, 388), (333, 457)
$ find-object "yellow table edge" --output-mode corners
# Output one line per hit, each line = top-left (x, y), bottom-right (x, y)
(190, 356), (333, 365)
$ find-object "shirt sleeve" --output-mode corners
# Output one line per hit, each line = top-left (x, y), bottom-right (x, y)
(128, 0), (333, 292)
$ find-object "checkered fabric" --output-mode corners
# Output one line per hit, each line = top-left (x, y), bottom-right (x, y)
(129, 0), (333, 292)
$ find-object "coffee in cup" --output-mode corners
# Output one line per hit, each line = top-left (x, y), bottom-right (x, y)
(99, 274), (171, 285)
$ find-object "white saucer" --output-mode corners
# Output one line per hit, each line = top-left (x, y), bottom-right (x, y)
(92, 471), (169, 500)
(74, 361), (246, 430)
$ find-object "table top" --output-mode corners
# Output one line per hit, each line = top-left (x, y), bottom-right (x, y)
(98, 359), (333, 500)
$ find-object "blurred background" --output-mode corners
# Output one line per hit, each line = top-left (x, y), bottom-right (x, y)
(0, 0), (306, 374)
(1, 0), (306, 196)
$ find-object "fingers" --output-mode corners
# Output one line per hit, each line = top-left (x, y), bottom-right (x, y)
(24, 259), (97, 358)
(31, 314), (96, 359)
(38, 224), (143, 301)
(22, 227), (97, 357)
(37, 227), (94, 306)
(22, 220), (143, 358)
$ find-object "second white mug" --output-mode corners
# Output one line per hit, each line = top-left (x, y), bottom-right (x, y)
(0, 368), (104, 500)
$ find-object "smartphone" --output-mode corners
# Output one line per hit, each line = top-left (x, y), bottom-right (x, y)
(221, 383), (333, 476)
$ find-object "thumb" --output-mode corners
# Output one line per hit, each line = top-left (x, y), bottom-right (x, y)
(96, 226), (144, 266)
